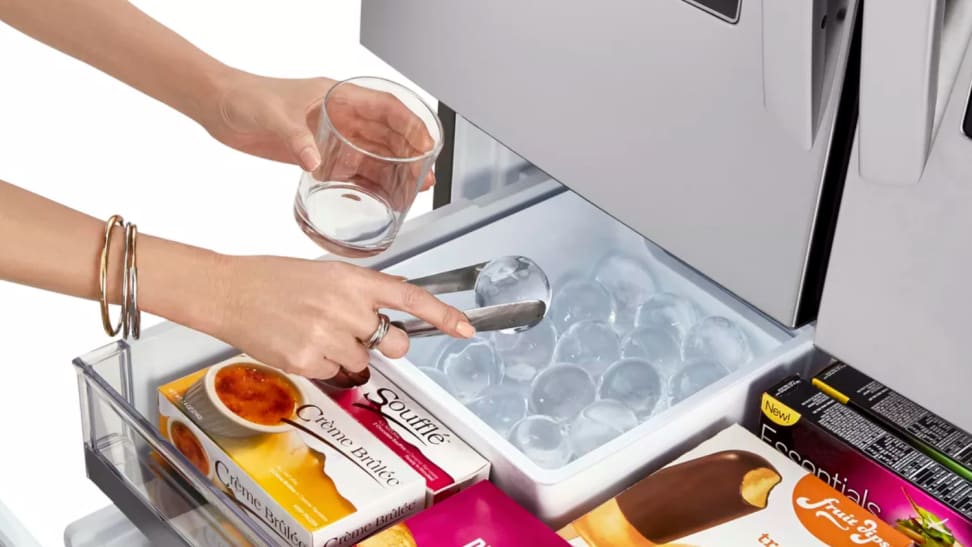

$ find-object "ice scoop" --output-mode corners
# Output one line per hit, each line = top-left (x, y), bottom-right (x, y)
(321, 256), (550, 389)
(392, 256), (550, 337)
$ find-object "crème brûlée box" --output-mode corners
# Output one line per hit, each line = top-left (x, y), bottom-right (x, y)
(559, 424), (914, 547)
(358, 481), (570, 546)
(158, 354), (426, 547)
(322, 367), (490, 505)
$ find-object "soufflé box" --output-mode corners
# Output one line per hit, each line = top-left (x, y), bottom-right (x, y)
(322, 367), (490, 505)
(158, 354), (426, 547)
(559, 424), (913, 547)
(358, 481), (569, 546)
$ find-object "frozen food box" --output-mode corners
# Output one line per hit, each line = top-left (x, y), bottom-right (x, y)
(761, 376), (972, 547)
(559, 423), (913, 546)
(814, 362), (972, 481)
(321, 367), (490, 505)
(358, 481), (569, 546)
(158, 354), (426, 547)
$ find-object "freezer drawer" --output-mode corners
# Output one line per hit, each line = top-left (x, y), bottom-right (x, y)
(73, 180), (823, 543)
(75, 327), (277, 546)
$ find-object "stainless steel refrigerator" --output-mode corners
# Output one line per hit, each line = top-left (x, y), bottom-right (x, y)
(56, 1), (972, 544)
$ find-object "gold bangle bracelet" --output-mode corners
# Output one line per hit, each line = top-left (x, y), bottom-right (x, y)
(125, 222), (141, 340)
(99, 215), (125, 336)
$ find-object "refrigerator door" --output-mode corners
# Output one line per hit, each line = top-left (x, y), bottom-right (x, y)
(361, 0), (859, 326)
(816, 4), (972, 431)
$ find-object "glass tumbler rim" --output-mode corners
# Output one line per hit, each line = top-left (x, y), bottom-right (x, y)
(319, 75), (444, 165)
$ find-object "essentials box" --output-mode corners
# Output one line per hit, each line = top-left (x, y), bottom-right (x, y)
(158, 354), (426, 547)
(761, 376), (972, 547)
(559, 423), (912, 546)
(814, 362), (972, 481)
(359, 481), (569, 546)
(323, 367), (490, 505)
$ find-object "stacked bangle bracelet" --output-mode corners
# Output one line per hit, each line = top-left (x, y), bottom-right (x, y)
(99, 214), (141, 340)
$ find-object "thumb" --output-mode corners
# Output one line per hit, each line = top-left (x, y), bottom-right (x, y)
(277, 118), (320, 171)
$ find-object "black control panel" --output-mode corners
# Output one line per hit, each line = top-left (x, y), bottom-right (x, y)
(964, 84), (972, 139)
(682, 0), (741, 23)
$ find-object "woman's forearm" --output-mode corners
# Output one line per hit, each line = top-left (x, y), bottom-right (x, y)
(0, 0), (234, 126)
(0, 180), (227, 334)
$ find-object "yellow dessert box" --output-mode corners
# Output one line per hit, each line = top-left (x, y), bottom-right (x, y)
(158, 354), (426, 547)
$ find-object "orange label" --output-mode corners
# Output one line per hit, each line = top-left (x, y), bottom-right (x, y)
(792, 474), (912, 547)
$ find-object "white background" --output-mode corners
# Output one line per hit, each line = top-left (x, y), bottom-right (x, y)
(0, 2), (434, 545)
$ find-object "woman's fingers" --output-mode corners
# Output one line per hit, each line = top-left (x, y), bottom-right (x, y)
(327, 335), (371, 373)
(369, 273), (474, 339)
(349, 87), (435, 154)
(292, 352), (342, 380)
(376, 324), (410, 359)
(421, 171), (436, 191)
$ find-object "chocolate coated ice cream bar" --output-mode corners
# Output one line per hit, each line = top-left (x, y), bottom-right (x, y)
(568, 450), (781, 545)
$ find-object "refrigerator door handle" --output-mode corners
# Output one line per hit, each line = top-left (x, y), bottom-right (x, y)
(858, 0), (945, 185)
(761, 0), (829, 150)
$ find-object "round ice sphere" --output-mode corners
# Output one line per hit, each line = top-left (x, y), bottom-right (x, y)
(466, 386), (529, 437)
(436, 338), (504, 401)
(491, 319), (557, 386)
(598, 358), (663, 417)
(619, 326), (682, 377)
(568, 400), (638, 457)
(549, 278), (616, 331)
(418, 367), (454, 393)
(593, 252), (658, 331)
(553, 320), (621, 377)
(670, 359), (730, 404)
(634, 292), (700, 339)
(474, 256), (551, 333)
(681, 316), (752, 371)
(509, 415), (572, 469)
(529, 364), (597, 421)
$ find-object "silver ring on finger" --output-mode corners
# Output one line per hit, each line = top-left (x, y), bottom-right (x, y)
(364, 313), (391, 349)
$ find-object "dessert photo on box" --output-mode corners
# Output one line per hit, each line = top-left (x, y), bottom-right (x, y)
(158, 354), (427, 547)
(559, 423), (913, 547)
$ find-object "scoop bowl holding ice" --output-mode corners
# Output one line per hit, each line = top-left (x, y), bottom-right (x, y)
(474, 256), (552, 334)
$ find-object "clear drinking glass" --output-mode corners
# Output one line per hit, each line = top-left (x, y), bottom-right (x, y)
(294, 77), (443, 257)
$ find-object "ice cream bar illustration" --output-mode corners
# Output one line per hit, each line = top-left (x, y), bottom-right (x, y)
(569, 450), (781, 545)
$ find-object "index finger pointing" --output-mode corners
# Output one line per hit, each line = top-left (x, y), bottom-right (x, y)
(373, 275), (474, 339)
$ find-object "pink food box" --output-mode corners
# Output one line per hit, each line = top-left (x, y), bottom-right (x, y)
(320, 366), (490, 506)
(357, 481), (569, 546)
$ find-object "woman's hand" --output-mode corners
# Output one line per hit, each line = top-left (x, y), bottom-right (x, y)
(0, 180), (467, 382)
(203, 73), (334, 171)
(0, 1), (435, 186)
(203, 71), (436, 190)
(210, 255), (473, 380)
